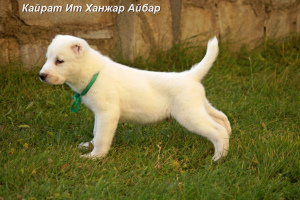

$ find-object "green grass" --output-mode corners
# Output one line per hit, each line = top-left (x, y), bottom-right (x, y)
(1, 36), (299, 199)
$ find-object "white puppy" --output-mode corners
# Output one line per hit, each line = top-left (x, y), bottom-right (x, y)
(39, 35), (231, 161)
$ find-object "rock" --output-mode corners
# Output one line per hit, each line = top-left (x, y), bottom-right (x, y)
(0, 0), (298, 66)
(0, 38), (19, 65)
(20, 41), (48, 67)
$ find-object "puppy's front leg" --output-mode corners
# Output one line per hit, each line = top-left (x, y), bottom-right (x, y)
(78, 117), (97, 149)
(81, 113), (119, 158)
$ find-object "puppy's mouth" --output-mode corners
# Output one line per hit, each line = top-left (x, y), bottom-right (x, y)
(39, 73), (64, 85)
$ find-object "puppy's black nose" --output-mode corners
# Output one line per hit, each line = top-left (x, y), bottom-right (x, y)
(39, 73), (48, 81)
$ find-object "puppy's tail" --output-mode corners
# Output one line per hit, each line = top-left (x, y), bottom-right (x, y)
(188, 36), (219, 81)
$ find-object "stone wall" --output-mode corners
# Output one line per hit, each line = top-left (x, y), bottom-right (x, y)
(0, 0), (299, 66)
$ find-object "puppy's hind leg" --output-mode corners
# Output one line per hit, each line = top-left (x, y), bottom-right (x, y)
(205, 99), (231, 136)
(173, 106), (229, 161)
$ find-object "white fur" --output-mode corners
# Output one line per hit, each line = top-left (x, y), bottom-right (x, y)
(39, 35), (231, 161)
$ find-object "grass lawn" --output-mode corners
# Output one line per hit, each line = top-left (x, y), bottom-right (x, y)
(0, 36), (299, 199)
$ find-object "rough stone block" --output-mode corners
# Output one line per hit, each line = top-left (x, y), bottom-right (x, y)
(134, 1), (173, 57)
(297, 5), (300, 33)
(0, 38), (19, 65)
(180, 0), (217, 44)
(0, 0), (11, 18)
(272, 0), (297, 6)
(76, 30), (112, 39)
(0, 39), (9, 65)
(116, 0), (173, 59)
(218, 1), (264, 48)
(266, 10), (290, 38)
(20, 42), (48, 67)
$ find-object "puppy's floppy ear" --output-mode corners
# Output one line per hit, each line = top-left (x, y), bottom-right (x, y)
(71, 44), (82, 55)
(70, 37), (89, 56)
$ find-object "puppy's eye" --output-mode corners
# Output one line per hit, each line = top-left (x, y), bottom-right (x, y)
(56, 59), (64, 65)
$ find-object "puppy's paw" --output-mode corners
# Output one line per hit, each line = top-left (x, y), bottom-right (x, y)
(212, 153), (222, 161)
(80, 151), (105, 159)
(212, 149), (228, 161)
(80, 153), (94, 159)
(80, 153), (99, 159)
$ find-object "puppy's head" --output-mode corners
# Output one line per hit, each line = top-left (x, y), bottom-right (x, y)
(39, 35), (89, 85)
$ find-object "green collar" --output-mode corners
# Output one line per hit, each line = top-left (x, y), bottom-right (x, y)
(70, 72), (99, 113)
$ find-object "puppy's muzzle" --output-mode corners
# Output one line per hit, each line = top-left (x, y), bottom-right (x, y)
(39, 73), (48, 81)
